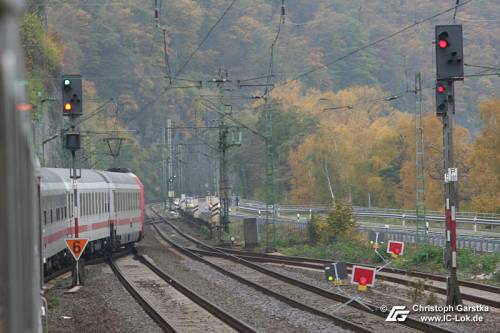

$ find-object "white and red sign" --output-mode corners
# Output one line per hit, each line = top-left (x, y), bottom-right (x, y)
(351, 265), (376, 287)
(387, 240), (405, 256)
(65, 238), (89, 261)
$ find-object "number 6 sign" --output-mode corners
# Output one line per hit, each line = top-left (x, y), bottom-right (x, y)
(65, 238), (89, 261)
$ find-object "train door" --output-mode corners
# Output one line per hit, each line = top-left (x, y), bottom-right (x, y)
(109, 190), (117, 254)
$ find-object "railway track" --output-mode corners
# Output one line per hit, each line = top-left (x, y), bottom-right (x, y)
(150, 208), (455, 333)
(162, 205), (500, 309)
(195, 247), (500, 309)
(43, 247), (134, 283)
(110, 250), (256, 333)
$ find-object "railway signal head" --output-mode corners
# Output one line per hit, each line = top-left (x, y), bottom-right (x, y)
(435, 25), (464, 80)
(436, 80), (453, 116)
(324, 265), (334, 281)
(351, 265), (376, 291)
(62, 74), (83, 116)
(387, 240), (405, 258)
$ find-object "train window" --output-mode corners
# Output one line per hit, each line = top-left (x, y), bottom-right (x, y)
(50, 209), (53, 224)
(44, 210), (47, 225)
(56, 208), (59, 221)
(64, 207), (67, 219)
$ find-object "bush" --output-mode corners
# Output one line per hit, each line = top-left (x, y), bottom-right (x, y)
(308, 214), (325, 244)
(325, 199), (356, 241)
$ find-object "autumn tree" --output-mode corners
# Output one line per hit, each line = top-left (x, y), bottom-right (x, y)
(469, 99), (500, 213)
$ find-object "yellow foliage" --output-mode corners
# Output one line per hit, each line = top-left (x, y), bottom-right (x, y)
(286, 85), (474, 210)
(469, 99), (500, 213)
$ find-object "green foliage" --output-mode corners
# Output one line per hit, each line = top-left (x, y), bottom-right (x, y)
(20, 12), (61, 118)
(457, 249), (500, 275)
(391, 245), (500, 277)
(279, 238), (379, 264)
(48, 297), (60, 309)
(21, 13), (61, 73)
(325, 200), (355, 240)
(308, 214), (322, 244)
(408, 279), (426, 303)
(392, 245), (445, 272)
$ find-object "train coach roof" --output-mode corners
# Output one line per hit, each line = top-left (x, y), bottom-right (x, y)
(96, 170), (139, 185)
(39, 168), (138, 185)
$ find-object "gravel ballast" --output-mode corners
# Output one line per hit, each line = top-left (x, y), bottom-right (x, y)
(140, 223), (351, 332)
(45, 263), (162, 333)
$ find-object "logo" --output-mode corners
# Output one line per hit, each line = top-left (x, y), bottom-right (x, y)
(385, 305), (410, 322)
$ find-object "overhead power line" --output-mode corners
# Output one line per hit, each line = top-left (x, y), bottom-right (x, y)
(283, 0), (474, 86)
(131, 0), (239, 122)
(174, 0), (238, 77)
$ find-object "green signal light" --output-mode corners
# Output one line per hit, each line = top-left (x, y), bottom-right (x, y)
(64, 79), (71, 86)
(328, 276), (333, 281)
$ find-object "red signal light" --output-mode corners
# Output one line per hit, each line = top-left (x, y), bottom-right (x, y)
(359, 276), (367, 286)
(64, 103), (72, 111)
(437, 85), (445, 94)
(438, 39), (448, 49)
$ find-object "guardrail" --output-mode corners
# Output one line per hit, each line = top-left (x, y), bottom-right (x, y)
(236, 199), (500, 230)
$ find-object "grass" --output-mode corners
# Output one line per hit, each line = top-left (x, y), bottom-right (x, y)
(277, 237), (380, 264)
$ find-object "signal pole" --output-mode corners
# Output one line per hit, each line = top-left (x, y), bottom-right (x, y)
(442, 81), (461, 306)
(435, 25), (464, 306)
(62, 75), (82, 238)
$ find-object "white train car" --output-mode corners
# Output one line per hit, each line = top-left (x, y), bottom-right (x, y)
(39, 168), (144, 272)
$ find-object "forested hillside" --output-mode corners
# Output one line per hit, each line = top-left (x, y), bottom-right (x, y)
(22, 0), (500, 212)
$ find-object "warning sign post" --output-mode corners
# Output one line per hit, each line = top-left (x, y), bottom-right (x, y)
(65, 238), (89, 286)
